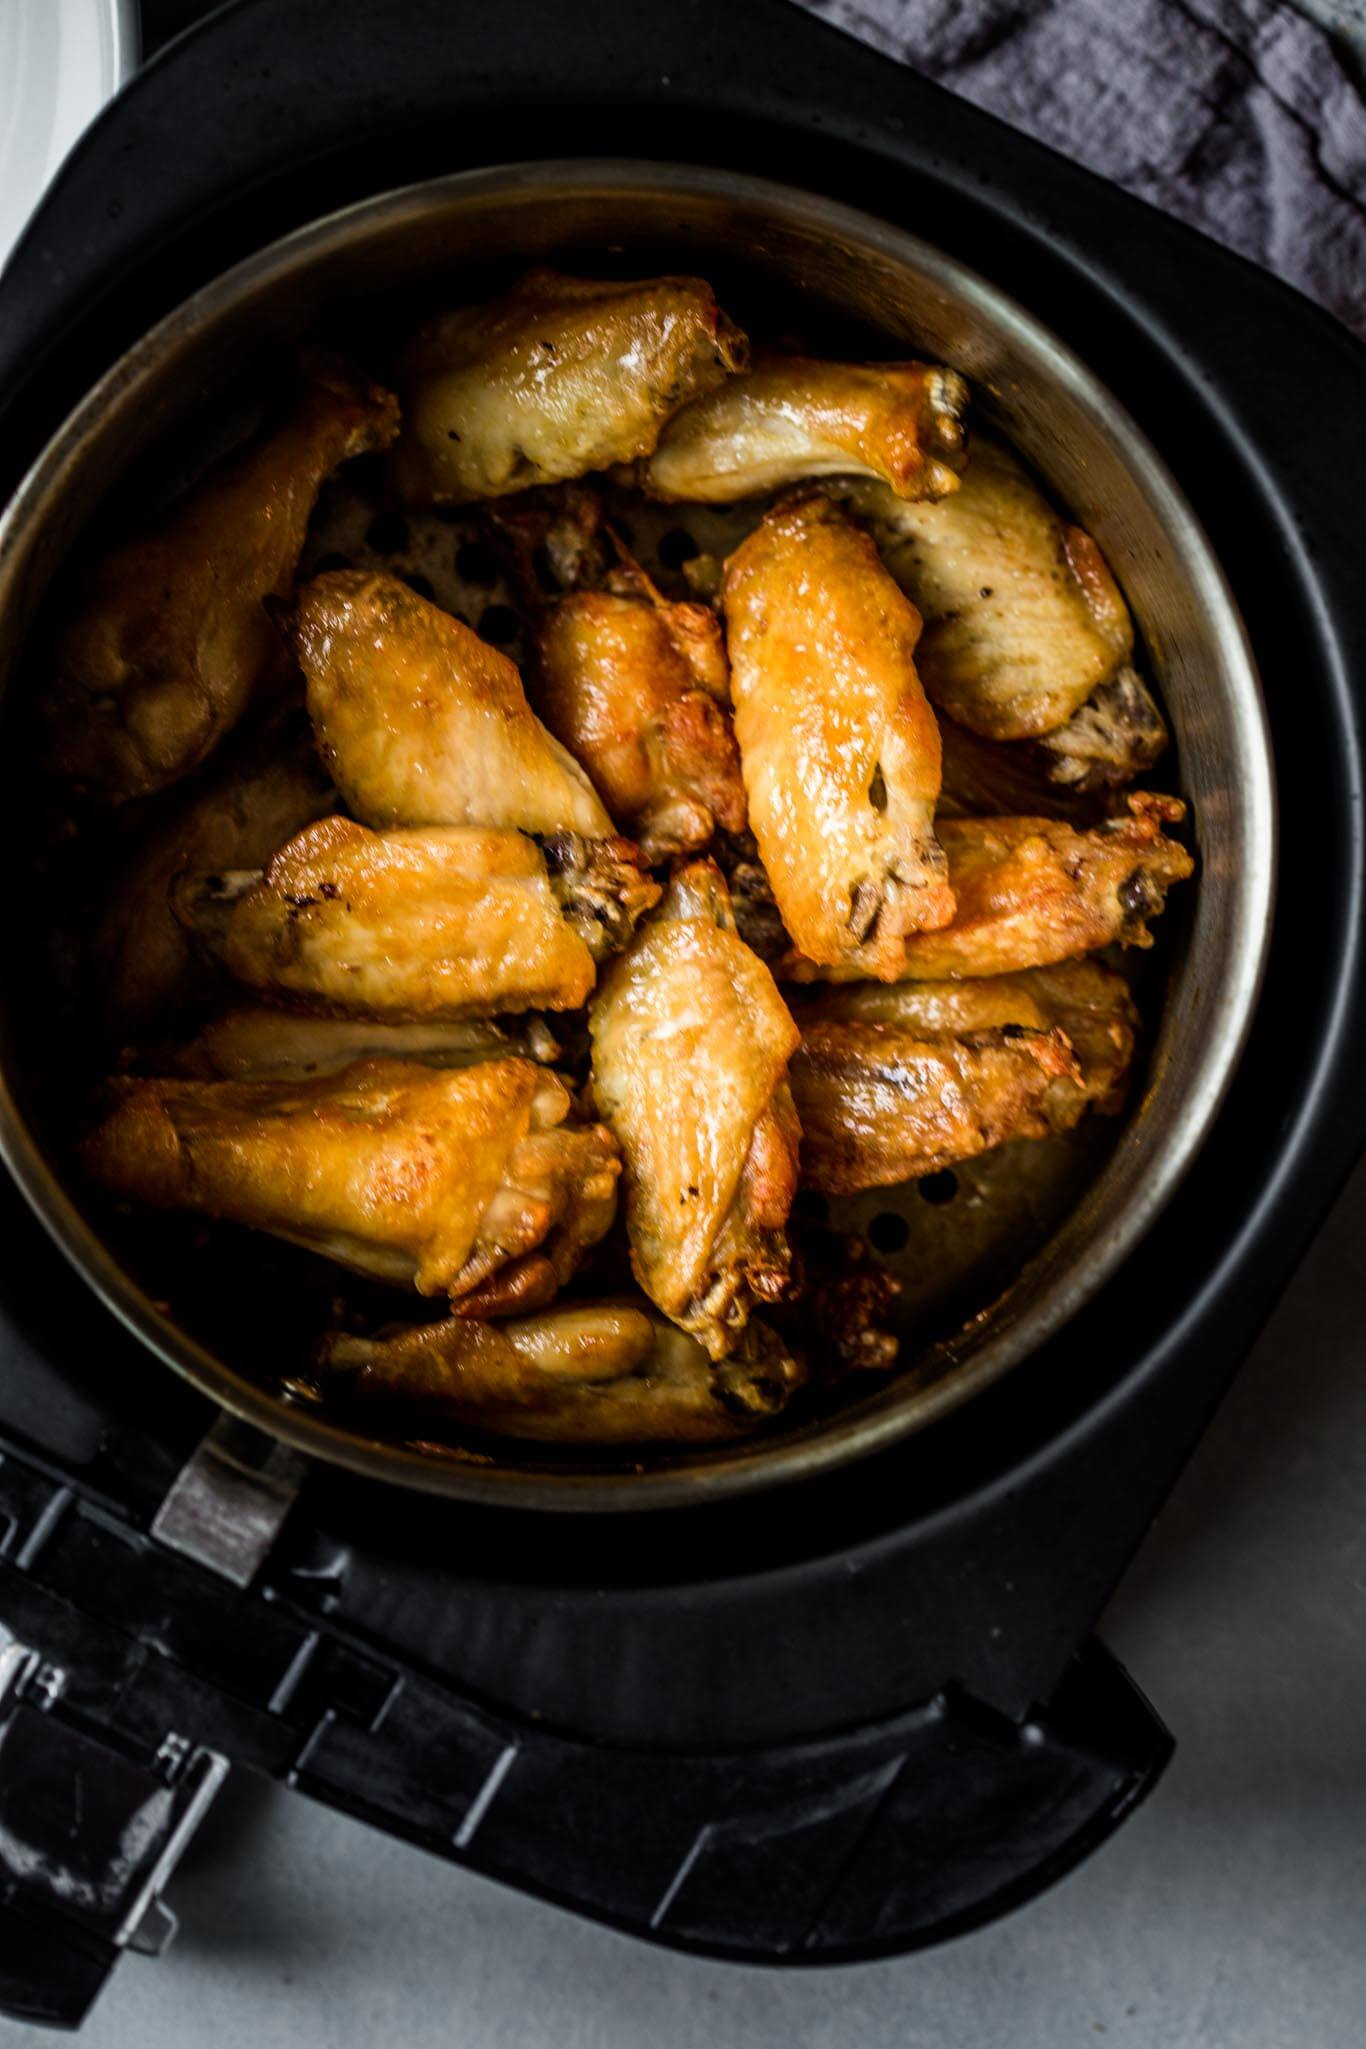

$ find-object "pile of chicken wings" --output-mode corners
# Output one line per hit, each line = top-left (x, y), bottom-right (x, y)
(57, 269), (1193, 1453)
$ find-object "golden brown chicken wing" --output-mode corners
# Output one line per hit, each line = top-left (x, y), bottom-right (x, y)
(723, 495), (953, 977)
(534, 556), (746, 861)
(47, 361), (399, 804)
(93, 714), (335, 1036)
(394, 269), (746, 503)
(791, 1017), (1080, 1194)
(846, 438), (1168, 785)
(639, 350), (968, 503)
(83, 1057), (617, 1311)
(784, 795), (1193, 982)
(317, 1300), (805, 1446)
(295, 569), (614, 838)
(173, 817), (658, 1019)
(155, 1006), (558, 1081)
(590, 861), (801, 1359)
(800, 957), (1138, 1121)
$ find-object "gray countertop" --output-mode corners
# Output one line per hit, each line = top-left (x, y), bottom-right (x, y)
(71, 1159), (1366, 2049)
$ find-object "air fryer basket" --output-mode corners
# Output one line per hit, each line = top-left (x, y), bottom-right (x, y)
(0, 162), (1274, 1510)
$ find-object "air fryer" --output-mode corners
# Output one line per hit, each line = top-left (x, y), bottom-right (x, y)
(0, 0), (1361, 2029)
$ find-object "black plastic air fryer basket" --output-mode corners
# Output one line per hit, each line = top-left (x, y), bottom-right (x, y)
(0, 0), (1362, 2028)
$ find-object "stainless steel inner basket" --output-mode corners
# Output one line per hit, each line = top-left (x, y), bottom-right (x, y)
(0, 162), (1275, 1510)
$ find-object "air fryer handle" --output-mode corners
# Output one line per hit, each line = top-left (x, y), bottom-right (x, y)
(0, 1607), (1168, 2021)
(285, 1634), (1171, 1962)
(0, 1410), (1170, 2012)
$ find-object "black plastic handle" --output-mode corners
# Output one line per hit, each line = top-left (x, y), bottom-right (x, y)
(0, 1425), (1170, 1995)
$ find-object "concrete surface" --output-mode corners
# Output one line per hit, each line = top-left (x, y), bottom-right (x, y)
(67, 1157), (1366, 2048)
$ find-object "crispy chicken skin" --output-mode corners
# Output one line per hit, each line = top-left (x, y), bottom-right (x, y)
(47, 362), (399, 805)
(173, 817), (658, 1019)
(295, 569), (615, 838)
(590, 861), (801, 1359)
(156, 1007), (558, 1082)
(793, 958), (1138, 1191)
(723, 496), (954, 977)
(791, 1017), (1080, 1194)
(534, 557), (746, 862)
(94, 718), (335, 1035)
(394, 269), (747, 503)
(318, 1300), (806, 1446)
(800, 958), (1138, 1123)
(640, 351), (968, 503)
(846, 440), (1168, 784)
(82, 1058), (619, 1310)
(785, 795), (1193, 982)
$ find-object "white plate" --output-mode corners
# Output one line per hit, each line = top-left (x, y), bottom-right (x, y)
(0, 0), (139, 277)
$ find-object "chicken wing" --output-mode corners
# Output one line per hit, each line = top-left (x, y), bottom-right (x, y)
(800, 957), (1138, 1120)
(295, 569), (615, 838)
(723, 496), (953, 977)
(792, 958), (1137, 1192)
(47, 361), (399, 804)
(173, 817), (658, 1019)
(534, 557), (746, 861)
(791, 1017), (1080, 1194)
(784, 795), (1193, 982)
(394, 269), (747, 503)
(317, 1300), (805, 1446)
(93, 714), (335, 1036)
(846, 438), (1168, 785)
(639, 350), (968, 503)
(155, 1006), (558, 1081)
(590, 860), (801, 1358)
(82, 1057), (618, 1311)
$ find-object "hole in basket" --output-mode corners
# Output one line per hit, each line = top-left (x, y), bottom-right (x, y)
(917, 1171), (959, 1206)
(366, 510), (410, 554)
(868, 763), (887, 812)
(478, 603), (520, 644)
(658, 526), (700, 569)
(868, 1210), (909, 1253)
(456, 540), (499, 586)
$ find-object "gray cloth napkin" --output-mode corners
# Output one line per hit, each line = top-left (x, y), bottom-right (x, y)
(796, 0), (1366, 337)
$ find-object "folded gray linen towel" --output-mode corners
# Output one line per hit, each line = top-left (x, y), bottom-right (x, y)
(796, 0), (1366, 337)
